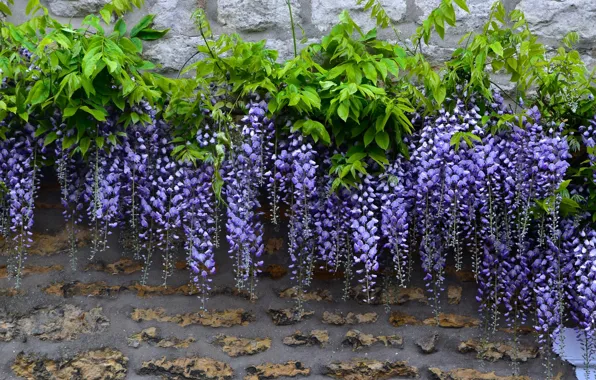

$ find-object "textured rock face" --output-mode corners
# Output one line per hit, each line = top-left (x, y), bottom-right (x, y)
(311, 0), (407, 32)
(429, 367), (531, 380)
(267, 308), (314, 325)
(8, 0), (595, 73)
(138, 356), (233, 379)
(212, 334), (272, 357)
(518, 0), (596, 41)
(1, 305), (109, 342)
(218, 0), (300, 32)
(131, 308), (255, 327)
(47, 0), (111, 17)
(127, 327), (195, 349)
(458, 339), (539, 362)
(12, 348), (128, 380)
(325, 358), (418, 379)
(322, 311), (378, 325)
(283, 330), (329, 347)
(245, 361), (310, 379)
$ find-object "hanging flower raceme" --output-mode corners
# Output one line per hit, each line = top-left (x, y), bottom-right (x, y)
(83, 111), (123, 260)
(350, 172), (380, 304)
(225, 122), (264, 295)
(181, 162), (216, 309)
(286, 132), (318, 303)
(0, 123), (42, 288)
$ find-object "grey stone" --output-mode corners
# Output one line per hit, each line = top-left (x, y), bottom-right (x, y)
(148, 0), (202, 36)
(47, 0), (111, 18)
(416, 333), (439, 354)
(143, 35), (204, 73)
(217, 0), (300, 32)
(518, 0), (596, 41)
(312, 0), (407, 32)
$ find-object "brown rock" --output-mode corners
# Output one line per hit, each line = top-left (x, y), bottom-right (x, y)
(458, 339), (539, 362)
(448, 285), (462, 304)
(85, 258), (143, 275)
(212, 334), (271, 357)
(1, 304), (109, 342)
(396, 287), (428, 305)
(131, 308), (255, 327)
(312, 266), (344, 280)
(342, 330), (403, 350)
(325, 358), (418, 379)
(128, 283), (200, 297)
(499, 326), (534, 335)
(429, 367), (530, 380)
(12, 348), (127, 380)
(267, 308), (314, 326)
(245, 361), (310, 379)
(138, 356), (233, 379)
(283, 330), (329, 347)
(416, 333), (439, 354)
(44, 281), (125, 298)
(127, 327), (195, 349)
(279, 286), (333, 302)
(260, 264), (288, 279)
(265, 238), (284, 254)
(0, 288), (22, 297)
(0, 264), (63, 279)
(0, 229), (91, 256)
(423, 313), (480, 328)
(322, 311), (377, 325)
(445, 266), (476, 282)
(389, 311), (421, 327)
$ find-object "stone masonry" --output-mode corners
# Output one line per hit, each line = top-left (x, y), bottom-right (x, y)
(6, 0), (596, 74)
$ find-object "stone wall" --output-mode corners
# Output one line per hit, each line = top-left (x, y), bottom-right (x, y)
(6, 0), (596, 74)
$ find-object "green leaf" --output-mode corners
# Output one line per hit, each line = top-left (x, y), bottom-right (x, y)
(364, 126), (375, 147)
(79, 137), (91, 156)
(135, 28), (169, 41)
(490, 41), (503, 57)
(0, 2), (12, 16)
(453, 0), (470, 13)
(27, 80), (50, 105)
(338, 102), (349, 122)
(375, 131), (390, 150)
(114, 18), (127, 36)
(44, 132), (58, 147)
(130, 15), (155, 38)
(80, 105), (107, 121)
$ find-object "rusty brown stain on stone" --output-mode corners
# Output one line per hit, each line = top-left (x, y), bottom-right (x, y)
(448, 285), (462, 304)
(212, 334), (271, 357)
(283, 330), (329, 347)
(260, 264), (288, 279)
(342, 329), (403, 351)
(12, 348), (128, 380)
(278, 286), (333, 302)
(322, 311), (377, 325)
(458, 339), (539, 362)
(131, 307), (255, 327)
(445, 265), (476, 282)
(44, 281), (125, 298)
(85, 258), (143, 275)
(267, 308), (314, 326)
(388, 311), (421, 327)
(312, 266), (344, 281)
(325, 358), (418, 379)
(265, 238), (284, 254)
(244, 361), (310, 379)
(499, 326), (534, 335)
(429, 367), (530, 380)
(1, 304), (109, 342)
(0, 288), (22, 297)
(128, 327), (195, 349)
(0, 264), (63, 279)
(0, 229), (91, 256)
(423, 313), (480, 328)
(138, 356), (233, 379)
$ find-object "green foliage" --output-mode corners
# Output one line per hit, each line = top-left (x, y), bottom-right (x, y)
(0, 0), (170, 157)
